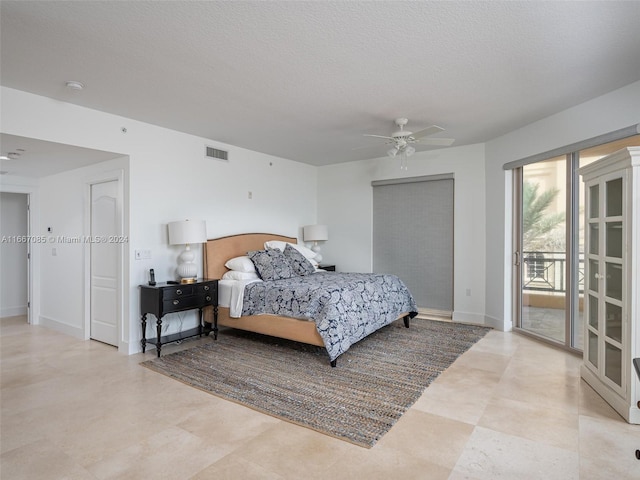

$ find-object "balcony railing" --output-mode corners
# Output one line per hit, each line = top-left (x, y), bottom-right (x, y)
(523, 251), (584, 294)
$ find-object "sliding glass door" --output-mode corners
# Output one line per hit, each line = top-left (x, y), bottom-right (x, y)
(516, 155), (569, 344)
(513, 134), (640, 351)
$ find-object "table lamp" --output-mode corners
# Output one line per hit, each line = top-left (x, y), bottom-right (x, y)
(168, 219), (207, 283)
(303, 224), (328, 262)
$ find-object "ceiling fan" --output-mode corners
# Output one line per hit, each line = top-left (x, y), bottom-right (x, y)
(360, 117), (455, 169)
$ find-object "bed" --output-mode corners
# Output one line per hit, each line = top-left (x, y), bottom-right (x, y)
(202, 233), (417, 366)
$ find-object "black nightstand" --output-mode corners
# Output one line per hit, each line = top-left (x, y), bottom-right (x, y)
(139, 278), (218, 357)
(319, 264), (336, 271)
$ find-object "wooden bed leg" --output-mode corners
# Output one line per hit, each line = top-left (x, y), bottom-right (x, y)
(203, 322), (212, 336)
(330, 359), (337, 367)
(403, 315), (410, 328)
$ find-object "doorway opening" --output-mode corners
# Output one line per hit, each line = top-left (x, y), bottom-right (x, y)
(0, 192), (30, 322)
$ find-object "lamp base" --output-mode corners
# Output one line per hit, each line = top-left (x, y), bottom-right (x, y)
(176, 245), (198, 283)
(311, 243), (323, 263)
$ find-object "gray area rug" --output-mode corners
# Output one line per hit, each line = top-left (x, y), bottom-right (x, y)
(141, 318), (491, 448)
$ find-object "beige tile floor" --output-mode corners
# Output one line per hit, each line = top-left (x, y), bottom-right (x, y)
(1, 315), (639, 479)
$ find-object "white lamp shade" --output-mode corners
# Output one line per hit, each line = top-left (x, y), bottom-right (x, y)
(303, 224), (328, 242)
(168, 220), (207, 245)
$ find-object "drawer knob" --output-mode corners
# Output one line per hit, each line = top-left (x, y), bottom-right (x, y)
(173, 300), (179, 306)
(204, 285), (210, 291)
(206, 296), (211, 302)
(176, 289), (182, 295)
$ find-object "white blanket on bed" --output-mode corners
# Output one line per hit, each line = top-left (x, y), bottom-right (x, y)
(218, 278), (261, 317)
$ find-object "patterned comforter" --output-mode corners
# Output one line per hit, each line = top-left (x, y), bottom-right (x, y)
(241, 272), (418, 361)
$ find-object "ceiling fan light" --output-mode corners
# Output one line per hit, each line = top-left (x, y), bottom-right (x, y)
(406, 146), (416, 156)
(387, 148), (398, 157)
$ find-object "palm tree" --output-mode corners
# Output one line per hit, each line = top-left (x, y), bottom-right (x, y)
(523, 181), (565, 251)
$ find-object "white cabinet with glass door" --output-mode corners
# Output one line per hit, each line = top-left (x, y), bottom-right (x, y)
(579, 147), (639, 424)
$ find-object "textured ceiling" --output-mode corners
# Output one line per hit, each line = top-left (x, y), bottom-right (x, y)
(1, 1), (640, 168)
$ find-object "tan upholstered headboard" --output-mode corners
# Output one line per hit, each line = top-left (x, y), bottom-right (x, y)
(204, 233), (297, 279)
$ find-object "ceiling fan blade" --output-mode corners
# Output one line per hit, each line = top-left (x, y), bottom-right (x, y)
(363, 134), (395, 140)
(416, 137), (455, 146)
(410, 125), (445, 139)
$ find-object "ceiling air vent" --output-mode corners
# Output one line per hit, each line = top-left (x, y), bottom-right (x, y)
(205, 145), (228, 161)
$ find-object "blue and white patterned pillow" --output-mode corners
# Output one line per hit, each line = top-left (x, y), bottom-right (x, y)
(248, 248), (293, 281)
(283, 243), (316, 276)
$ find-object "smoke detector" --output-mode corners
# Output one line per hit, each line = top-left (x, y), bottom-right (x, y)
(65, 80), (84, 90)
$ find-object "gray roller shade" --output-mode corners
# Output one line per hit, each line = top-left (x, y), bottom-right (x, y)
(372, 175), (454, 311)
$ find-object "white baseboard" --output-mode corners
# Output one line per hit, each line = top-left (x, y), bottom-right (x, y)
(127, 339), (141, 355)
(483, 314), (511, 331)
(39, 315), (84, 339)
(1, 305), (27, 318)
(452, 311), (486, 325)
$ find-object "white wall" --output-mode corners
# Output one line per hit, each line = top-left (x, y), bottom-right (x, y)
(484, 80), (640, 331)
(0, 192), (28, 317)
(317, 143), (487, 325)
(1, 87), (318, 353)
(37, 157), (129, 339)
(4, 79), (637, 345)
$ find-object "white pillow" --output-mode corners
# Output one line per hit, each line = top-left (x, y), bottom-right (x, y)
(224, 255), (256, 273)
(264, 241), (318, 260)
(222, 270), (260, 281)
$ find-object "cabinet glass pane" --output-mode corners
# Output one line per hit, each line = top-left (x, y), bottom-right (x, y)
(606, 178), (622, 217)
(588, 331), (598, 367)
(588, 295), (598, 329)
(605, 222), (622, 258)
(589, 260), (599, 292)
(605, 262), (622, 301)
(589, 223), (599, 254)
(604, 342), (622, 387)
(605, 302), (622, 343)
(589, 184), (599, 219)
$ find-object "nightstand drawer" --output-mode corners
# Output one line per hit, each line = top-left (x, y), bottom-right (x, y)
(163, 285), (195, 300)
(197, 282), (217, 296)
(162, 296), (202, 312)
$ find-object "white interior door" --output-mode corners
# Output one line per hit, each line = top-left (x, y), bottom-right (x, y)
(90, 180), (119, 346)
